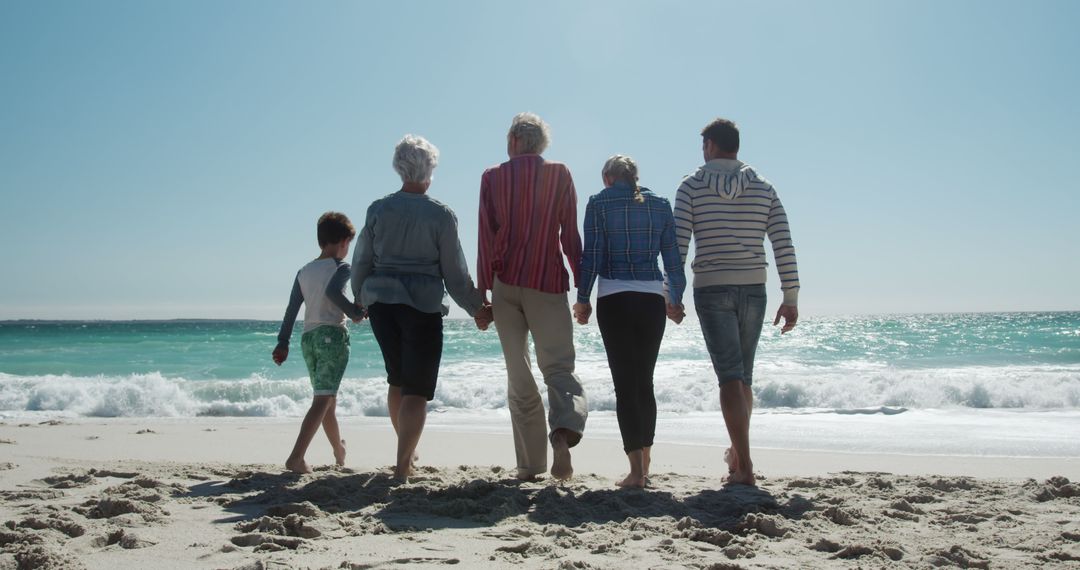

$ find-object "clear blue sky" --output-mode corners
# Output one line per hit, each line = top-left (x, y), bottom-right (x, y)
(1, 0), (1077, 320)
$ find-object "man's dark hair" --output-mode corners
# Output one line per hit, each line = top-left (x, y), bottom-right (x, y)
(317, 211), (356, 247)
(701, 118), (740, 154)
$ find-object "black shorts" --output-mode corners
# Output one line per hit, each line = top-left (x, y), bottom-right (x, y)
(367, 303), (443, 401)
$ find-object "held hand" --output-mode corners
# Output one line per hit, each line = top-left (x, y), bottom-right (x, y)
(272, 346), (288, 365)
(351, 304), (366, 324)
(474, 305), (493, 331)
(572, 302), (592, 325)
(666, 303), (685, 324)
(773, 304), (798, 334)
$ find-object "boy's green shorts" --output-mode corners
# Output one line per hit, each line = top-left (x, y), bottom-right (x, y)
(300, 325), (350, 396)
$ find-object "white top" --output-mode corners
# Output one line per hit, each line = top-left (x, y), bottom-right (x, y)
(597, 277), (665, 300)
(297, 258), (350, 333)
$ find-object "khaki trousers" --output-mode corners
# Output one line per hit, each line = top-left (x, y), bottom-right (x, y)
(492, 278), (588, 477)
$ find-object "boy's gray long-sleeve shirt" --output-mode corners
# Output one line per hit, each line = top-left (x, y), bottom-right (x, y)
(351, 191), (484, 317)
(276, 259), (363, 350)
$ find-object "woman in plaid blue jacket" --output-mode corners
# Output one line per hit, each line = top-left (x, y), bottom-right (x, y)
(572, 155), (686, 488)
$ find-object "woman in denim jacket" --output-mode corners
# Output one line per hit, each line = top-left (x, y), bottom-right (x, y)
(572, 155), (686, 488)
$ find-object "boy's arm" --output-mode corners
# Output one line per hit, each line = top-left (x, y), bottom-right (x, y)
(273, 274), (304, 364)
(326, 262), (364, 321)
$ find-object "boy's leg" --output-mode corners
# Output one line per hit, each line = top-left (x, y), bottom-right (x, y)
(286, 395), (335, 473)
(320, 399), (345, 466)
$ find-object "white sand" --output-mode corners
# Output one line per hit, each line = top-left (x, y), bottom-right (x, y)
(1, 417), (1078, 569)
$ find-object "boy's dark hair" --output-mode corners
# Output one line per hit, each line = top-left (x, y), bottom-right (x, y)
(317, 211), (356, 247)
(701, 118), (740, 154)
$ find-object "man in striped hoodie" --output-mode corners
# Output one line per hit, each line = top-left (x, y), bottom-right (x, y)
(674, 118), (800, 486)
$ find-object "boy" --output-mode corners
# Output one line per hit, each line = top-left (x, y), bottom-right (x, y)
(272, 211), (364, 474)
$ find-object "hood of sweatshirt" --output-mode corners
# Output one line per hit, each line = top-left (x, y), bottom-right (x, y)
(695, 158), (754, 200)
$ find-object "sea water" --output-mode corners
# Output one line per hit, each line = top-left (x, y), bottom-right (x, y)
(1, 313), (1078, 457)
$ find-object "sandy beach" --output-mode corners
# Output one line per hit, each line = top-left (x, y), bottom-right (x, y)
(1, 417), (1077, 569)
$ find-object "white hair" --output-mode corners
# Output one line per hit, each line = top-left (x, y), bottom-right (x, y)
(508, 112), (550, 155)
(392, 134), (439, 183)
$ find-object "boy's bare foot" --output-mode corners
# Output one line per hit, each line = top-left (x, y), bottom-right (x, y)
(726, 465), (756, 486)
(617, 473), (646, 488)
(333, 439), (346, 466)
(550, 431), (574, 481)
(392, 465), (411, 483)
(285, 458), (312, 474)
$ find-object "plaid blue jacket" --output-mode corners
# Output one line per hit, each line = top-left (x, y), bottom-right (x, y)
(577, 182), (686, 305)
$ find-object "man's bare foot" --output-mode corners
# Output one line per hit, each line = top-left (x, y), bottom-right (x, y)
(285, 458), (312, 474)
(550, 431), (574, 481)
(392, 464), (411, 483)
(617, 473), (646, 488)
(726, 466), (756, 486)
(333, 439), (346, 466)
(515, 470), (542, 482)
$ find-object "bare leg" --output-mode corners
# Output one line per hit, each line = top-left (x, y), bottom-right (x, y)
(286, 396), (334, 474)
(387, 385), (419, 467)
(724, 384), (754, 473)
(393, 395), (428, 481)
(643, 446), (652, 480)
(388, 385), (403, 433)
(618, 449), (646, 488)
(550, 428), (575, 481)
(720, 381), (755, 485)
(320, 398), (346, 466)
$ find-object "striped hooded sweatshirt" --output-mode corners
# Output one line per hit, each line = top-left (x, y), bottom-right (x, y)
(674, 158), (800, 305)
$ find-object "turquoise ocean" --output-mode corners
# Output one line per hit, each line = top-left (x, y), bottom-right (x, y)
(2, 313), (1078, 457)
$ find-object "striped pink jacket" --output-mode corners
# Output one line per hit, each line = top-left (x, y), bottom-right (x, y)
(477, 154), (582, 294)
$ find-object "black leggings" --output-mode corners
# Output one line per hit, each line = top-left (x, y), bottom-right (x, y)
(596, 292), (666, 453)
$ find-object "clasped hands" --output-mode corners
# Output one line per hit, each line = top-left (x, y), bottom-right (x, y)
(473, 304), (493, 331)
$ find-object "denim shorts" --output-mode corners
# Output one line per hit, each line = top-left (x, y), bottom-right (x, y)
(693, 284), (767, 386)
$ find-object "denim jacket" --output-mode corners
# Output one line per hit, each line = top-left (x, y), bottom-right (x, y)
(577, 182), (686, 305)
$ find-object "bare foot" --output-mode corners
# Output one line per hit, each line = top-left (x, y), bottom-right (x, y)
(550, 432), (574, 481)
(411, 451), (419, 468)
(392, 465), (411, 484)
(333, 439), (346, 466)
(515, 471), (542, 482)
(617, 473), (646, 488)
(726, 466), (756, 486)
(285, 458), (312, 474)
(723, 447), (737, 474)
